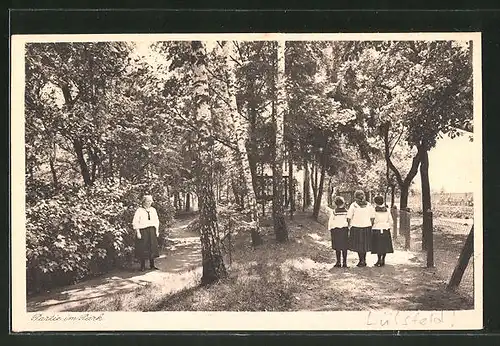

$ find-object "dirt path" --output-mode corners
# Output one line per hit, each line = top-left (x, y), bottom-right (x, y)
(149, 213), (474, 312)
(280, 217), (474, 311)
(27, 217), (202, 312)
(26, 213), (474, 312)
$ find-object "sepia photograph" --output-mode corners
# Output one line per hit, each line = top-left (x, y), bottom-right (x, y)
(11, 32), (482, 331)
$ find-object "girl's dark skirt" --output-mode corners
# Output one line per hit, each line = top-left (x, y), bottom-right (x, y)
(330, 227), (349, 251)
(371, 229), (394, 254)
(135, 226), (159, 260)
(348, 226), (372, 253)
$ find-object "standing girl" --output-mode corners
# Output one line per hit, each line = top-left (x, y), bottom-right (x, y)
(328, 196), (349, 268)
(371, 195), (394, 267)
(347, 190), (375, 267)
(133, 194), (160, 271)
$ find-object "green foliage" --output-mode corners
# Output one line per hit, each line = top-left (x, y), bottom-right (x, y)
(26, 181), (175, 294)
(24, 39), (475, 293)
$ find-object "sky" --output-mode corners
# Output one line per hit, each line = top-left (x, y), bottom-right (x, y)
(413, 133), (477, 193)
(132, 41), (478, 194)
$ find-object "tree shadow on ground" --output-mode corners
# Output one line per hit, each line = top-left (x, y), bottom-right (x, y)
(223, 211), (473, 312)
(27, 217), (202, 312)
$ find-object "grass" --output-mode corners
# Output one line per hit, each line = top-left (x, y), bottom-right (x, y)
(152, 265), (300, 311)
(69, 208), (473, 312)
(404, 217), (475, 305)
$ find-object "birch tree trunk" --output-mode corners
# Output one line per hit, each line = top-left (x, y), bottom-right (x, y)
(288, 151), (294, 220)
(273, 40), (288, 243)
(223, 41), (263, 246)
(190, 41), (227, 285)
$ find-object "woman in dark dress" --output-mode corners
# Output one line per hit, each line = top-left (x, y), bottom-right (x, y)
(371, 195), (394, 267)
(328, 196), (349, 268)
(347, 190), (375, 267)
(132, 195), (160, 271)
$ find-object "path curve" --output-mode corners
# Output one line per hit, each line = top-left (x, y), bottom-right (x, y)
(27, 217), (202, 312)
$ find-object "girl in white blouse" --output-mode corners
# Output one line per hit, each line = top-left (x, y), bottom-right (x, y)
(328, 196), (350, 268)
(347, 190), (375, 267)
(132, 195), (160, 271)
(371, 195), (394, 267)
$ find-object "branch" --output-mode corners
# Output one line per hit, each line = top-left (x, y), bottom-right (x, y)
(255, 100), (273, 113)
(383, 122), (404, 186)
(168, 108), (238, 152)
(234, 41), (245, 63)
(254, 79), (267, 97)
(389, 127), (405, 157)
(403, 145), (423, 186)
(208, 84), (232, 109)
(450, 124), (473, 134)
(217, 41), (243, 67)
(205, 65), (228, 85)
(208, 84), (250, 123)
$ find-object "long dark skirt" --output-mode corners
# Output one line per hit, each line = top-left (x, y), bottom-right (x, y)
(135, 226), (159, 260)
(371, 229), (394, 254)
(348, 226), (372, 253)
(330, 227), (349, 251)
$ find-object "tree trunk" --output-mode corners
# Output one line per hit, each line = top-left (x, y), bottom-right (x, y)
(191, 41), (227, 285)
(108, 144), (114, 178)
(90, 158), (97, 183)
(390, 184), (396, 207)
(245, 70), (260, 198)
(420, 146), (432, 255)
(382, 122), (422, 235)
(231, 178), (242, 208)
(313, 147), (328, 220)
(224, 41), (263, 246)
(173, 192), (179, 212)
(28, 163), (34, 183)
(447, 225), (473, 290)
(185, 193), (191, 212)
(284, 175), (289, 207)
(399, 184), (410, 210)
(288, 152), (294, 220)
(49, 156), (59, 191)
(73, 138), (92, 186)
(49, 141), (59, 190)
(327, 177), (334, 208)
(303, 158), (311, 211)
(272, 40), (288, 243)
(311, 162), (318, 205)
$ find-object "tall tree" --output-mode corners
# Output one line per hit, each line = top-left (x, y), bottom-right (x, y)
(190, 41), (227, 284)
(302, 158), (311, 211)
(403, 41), (473, 250)
(222, 41), (263, 246)
(272, 41), (288, 242)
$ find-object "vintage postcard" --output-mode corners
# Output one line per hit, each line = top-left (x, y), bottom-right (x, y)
(11, 32), (482, 332)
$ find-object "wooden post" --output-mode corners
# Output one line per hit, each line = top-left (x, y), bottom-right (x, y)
(447, 225), (474, 290)
(391, 205), (398, 239)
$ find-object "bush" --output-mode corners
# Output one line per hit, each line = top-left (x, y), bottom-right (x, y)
(26, 181), (175, 294)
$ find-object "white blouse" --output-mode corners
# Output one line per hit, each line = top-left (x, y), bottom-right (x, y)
(373, 209), (393, 230)
(327, 207), (348, 229)
(132, 207), (159, 231)
(346, 202), (376, 228)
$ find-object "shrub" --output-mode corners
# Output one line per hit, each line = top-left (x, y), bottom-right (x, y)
(26, 181), (175, 294)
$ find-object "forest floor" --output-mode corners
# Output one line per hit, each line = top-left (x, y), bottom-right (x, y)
(26, 210), (474, 312)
